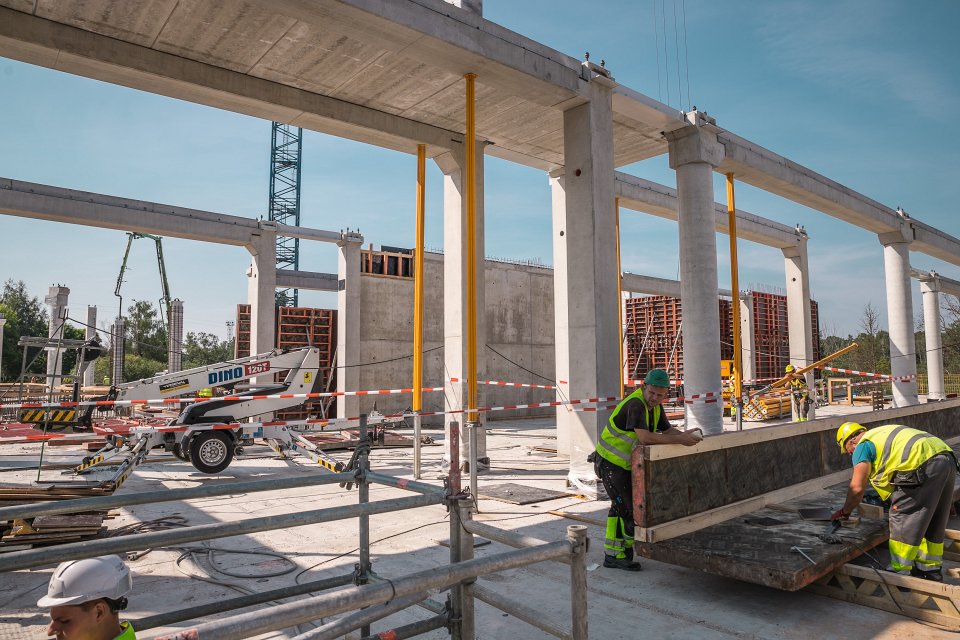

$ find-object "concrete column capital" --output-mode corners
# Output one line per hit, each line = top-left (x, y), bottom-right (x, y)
(433, 141), (489, 176)
(666, 125), (724, 169)
(919, 277), (942, 294)
(878, 225), (913, 247)
(780, 235), (808, 260)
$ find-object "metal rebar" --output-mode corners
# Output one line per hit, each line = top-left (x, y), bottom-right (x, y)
(365, 471), (446, 497)
(461, 519), (571, 566)
(472, 584), (571, 639)
(0, 493), (444, 573)
(358, 613), (449, 640)
(131, 573), (356, 630)
(290, 592), (428, 640)
(568, 525), (589, 640)
(0, 471), (356, 522)
(449, 419), (461, 494)
(141, 540), (574, 640)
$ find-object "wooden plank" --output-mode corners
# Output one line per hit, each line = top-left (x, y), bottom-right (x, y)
(32, 514), (105, 530)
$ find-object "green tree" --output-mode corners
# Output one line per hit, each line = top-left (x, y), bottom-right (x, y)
(123, 353), (168, 382)
(182, 331), (234, 369)
(125, 300), (167, 362)
(0, 280), (49, 381)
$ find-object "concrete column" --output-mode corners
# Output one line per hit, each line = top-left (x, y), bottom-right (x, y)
(0, 313), (6, 383)
(879, 230), (919, 406)
(436, 144), (488, 466)
(44, 285), (69, 391)
(739, 293), (755, 383)
(665, 119), (724, 434)
(168, 299), (183, 374)
(783, 237), (815, 420)
(246, 234), (277, 355)
(919, 277), (945, 401)
(83, 306), (97, 387)
(337, 232), (363, 420)
(551, 79), (618, 481)
(111, 317), (124, 385)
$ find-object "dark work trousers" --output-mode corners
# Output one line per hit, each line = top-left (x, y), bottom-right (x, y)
(888, 453), (956, 571)
(595, 455), (634, 558)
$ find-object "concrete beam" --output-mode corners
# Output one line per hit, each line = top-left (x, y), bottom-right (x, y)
(0, 6), (463, 157)
(621, 273), (732, 299)
(912, 268), (960, 298)
(614, 173), (802, 250)
(275, 271), (340, 292)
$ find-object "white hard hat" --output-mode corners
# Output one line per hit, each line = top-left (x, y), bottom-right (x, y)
(37, 555), (132, 608)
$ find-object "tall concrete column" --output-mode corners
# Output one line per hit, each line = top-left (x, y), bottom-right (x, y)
(919, 276), (945, 401)
(83, 305), (97, 387)
(245, 234), (277, 356)
(551, 78), (618, 480)
(168, 299), (183, 374)
(111, 317), (124, 385)
(666, 118), (724, 434)
(739, 293), (755, 383)
(783, 237), (815, 420)
(337, 232), (362, 420)
(879, 229), (919, 406)
(45, 285), (69, 391)
(435, 143), (488, 466)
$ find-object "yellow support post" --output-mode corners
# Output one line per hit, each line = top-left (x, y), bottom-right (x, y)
(413, 144), (426, 413)
(726, 174), (744, 426)
(615, 197), (624, 398)
(464, 73), (478, 422)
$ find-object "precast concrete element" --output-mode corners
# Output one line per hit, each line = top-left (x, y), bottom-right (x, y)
(879, 229), (919, 406)
(246, 234), (278, 358)
(44, 285), (69, 391)
(783, 236), (815, 420)
(620, 273), (733, 299)
(666, 117), (725, 434)
(168, 299), (183, 374)
(551, 77), (618, 471)
(918, 276), (945, 401)
(436, 146), (487, 465)
(111, 317), (124, 385)
(338, 233), (363, 420)
(83, 305), (97, 387)
(739, 293), (756, 383)
(445, 0), (483, 15)
(275, 270), (339, 291)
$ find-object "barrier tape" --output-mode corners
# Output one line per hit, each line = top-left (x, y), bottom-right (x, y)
(449, 378), (556, 390)
(817, 366), (890, 378)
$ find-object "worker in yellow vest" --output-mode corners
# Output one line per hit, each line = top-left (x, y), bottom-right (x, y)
(592, 369), (702, 571)
(833, 422), (956, 582)
(784, 364), (811, 421)
(39, 555), (136, 639)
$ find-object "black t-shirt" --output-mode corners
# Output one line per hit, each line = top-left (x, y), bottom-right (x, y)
(612, 395), (671, 434)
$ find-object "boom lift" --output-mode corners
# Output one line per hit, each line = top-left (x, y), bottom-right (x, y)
(114, 232), (173, 328)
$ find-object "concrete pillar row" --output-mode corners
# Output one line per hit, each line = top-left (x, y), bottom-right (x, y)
(738, 293), (756, 384)
(782, 238), (815, 420)
(665, 120), (724, 434)
(83, 305), (97, 387)
(435, 143), (488, 466)
(245, 232), (277, 356)
(168, 299), (183, 374)
(337, 233), (363, 420)
(878, 230), (919, 406)
(552, 78), (618, 488)
(45, 285), (69, 391)
(919, 277), (945, 401)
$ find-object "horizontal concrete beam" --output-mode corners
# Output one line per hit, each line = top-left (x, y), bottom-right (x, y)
(614, 172), (802, 250)
(622, 273), (733, 299)
(0, 7), (463, 157)
(276, 270), (339, 291)
(610, 85), (685, 136)
(911, 268), (960, 298)
(911, 221), (960, 268)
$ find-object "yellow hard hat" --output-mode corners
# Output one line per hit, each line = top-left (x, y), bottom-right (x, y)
(784, 364), (796, 373)
(836, 422), (865, 453)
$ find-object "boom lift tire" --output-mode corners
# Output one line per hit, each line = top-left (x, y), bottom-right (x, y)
(189, 430), (234, 474)
(172, 437), (192, 463)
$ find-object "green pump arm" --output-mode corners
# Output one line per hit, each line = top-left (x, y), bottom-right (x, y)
(114, 232), (173, 329)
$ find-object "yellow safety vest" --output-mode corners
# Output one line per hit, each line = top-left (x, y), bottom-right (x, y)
(859, 424), (951, 500)
(596, 388), (662, 470)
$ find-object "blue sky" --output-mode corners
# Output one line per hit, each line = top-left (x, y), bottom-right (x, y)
(0, 0), (958, 340)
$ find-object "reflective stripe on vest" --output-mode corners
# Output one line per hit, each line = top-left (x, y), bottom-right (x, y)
(860, 424), (952, 500)
(596, 388), (661, 470)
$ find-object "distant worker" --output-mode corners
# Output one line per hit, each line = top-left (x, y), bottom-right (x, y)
(591, 368), (702, 571)
(784, 364), (811, 422)
(102, 376), (111, 386)
(833, 422), (956, 582)
(39, 555), (135, 639)
(198, 388), (213, 398)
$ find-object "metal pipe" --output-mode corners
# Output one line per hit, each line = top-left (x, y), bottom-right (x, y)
(460, 519), (570, 566)
(132, 574), (355, 631)
(413, 413), (422, 479)
(365, 471), (446, 496)
(290, 592), (429, 640)
(142, 541), (574, 640)
(449, 497), (464, 640)
(458, 500), (476, 640)
(726, 174), (744, 431)
(615, 196), (624, 398)
(472, 585), (571, 639)
(0, 472), (355, 522)
(0, 493), (444, 573)
(468, 420), (478, 507)
(567, 525), (589, 640)
(449, 419), (461, 494)
(464, 72), (478, 424)
(368, 572), (446, 614)
(358, 415), (371, 637)
(358, 613), (449, 640)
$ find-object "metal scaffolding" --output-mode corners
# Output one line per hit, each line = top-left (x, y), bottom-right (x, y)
(269, 122), (303, 307)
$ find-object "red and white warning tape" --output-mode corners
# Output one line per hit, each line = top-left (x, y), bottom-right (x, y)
(449, 378), (557, 390)
(818, 366), (891, 378)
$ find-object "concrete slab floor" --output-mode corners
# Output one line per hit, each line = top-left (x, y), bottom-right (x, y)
(0, 416), (954, 639)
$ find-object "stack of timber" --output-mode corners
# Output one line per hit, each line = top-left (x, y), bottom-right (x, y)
(742, 391), (792, 421)
(0, 484), (117, 550)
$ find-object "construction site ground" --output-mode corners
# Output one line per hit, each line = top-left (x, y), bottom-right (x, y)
(1, 401), (956, 639)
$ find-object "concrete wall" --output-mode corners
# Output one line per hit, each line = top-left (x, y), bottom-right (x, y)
(358, 252), (556, 421)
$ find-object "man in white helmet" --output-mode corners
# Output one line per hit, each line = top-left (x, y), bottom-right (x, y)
(38, 555), (135, 639)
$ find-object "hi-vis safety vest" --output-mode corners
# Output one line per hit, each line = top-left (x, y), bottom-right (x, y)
(596, 388), (662, 470)
(859, 424), (952, 500)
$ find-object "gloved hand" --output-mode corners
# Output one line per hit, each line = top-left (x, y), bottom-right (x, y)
(830, 508), (849, 521)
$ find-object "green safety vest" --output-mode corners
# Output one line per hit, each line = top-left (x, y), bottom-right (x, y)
(595, 388), (662, 470)
(859, 424), (951, 500)
(113, 622), (136, 640)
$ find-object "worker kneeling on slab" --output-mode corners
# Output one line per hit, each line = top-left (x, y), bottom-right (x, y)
(833, 422), (957, 582)
(39, 555), (135, 639)
(591, 368), (702, 571)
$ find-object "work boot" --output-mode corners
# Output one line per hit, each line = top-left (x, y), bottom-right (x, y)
(603, 555), (641, 571)
(911, 567), (944, 582)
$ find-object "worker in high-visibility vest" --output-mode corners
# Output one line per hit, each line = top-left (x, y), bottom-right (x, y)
(784, 364), (811, 421)
(39, 555), (136, 639)
(591, 368), (702, 571)
(833, 422), (957, 582)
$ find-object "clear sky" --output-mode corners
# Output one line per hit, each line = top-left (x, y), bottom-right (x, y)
(0, 0), (958, 341)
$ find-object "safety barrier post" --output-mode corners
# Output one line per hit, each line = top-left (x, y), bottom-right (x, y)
(568, 525), (589, 639)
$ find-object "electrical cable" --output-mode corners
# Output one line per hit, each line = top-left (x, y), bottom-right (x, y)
(681, 0), (691, 110)
(483, 344), (571, 405)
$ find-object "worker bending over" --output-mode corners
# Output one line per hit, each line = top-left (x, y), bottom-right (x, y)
(833, 422), (957, 582)
(785, 364), (811, 422)
(39, 555), (135, 639)
(592, 369), (701, 571)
